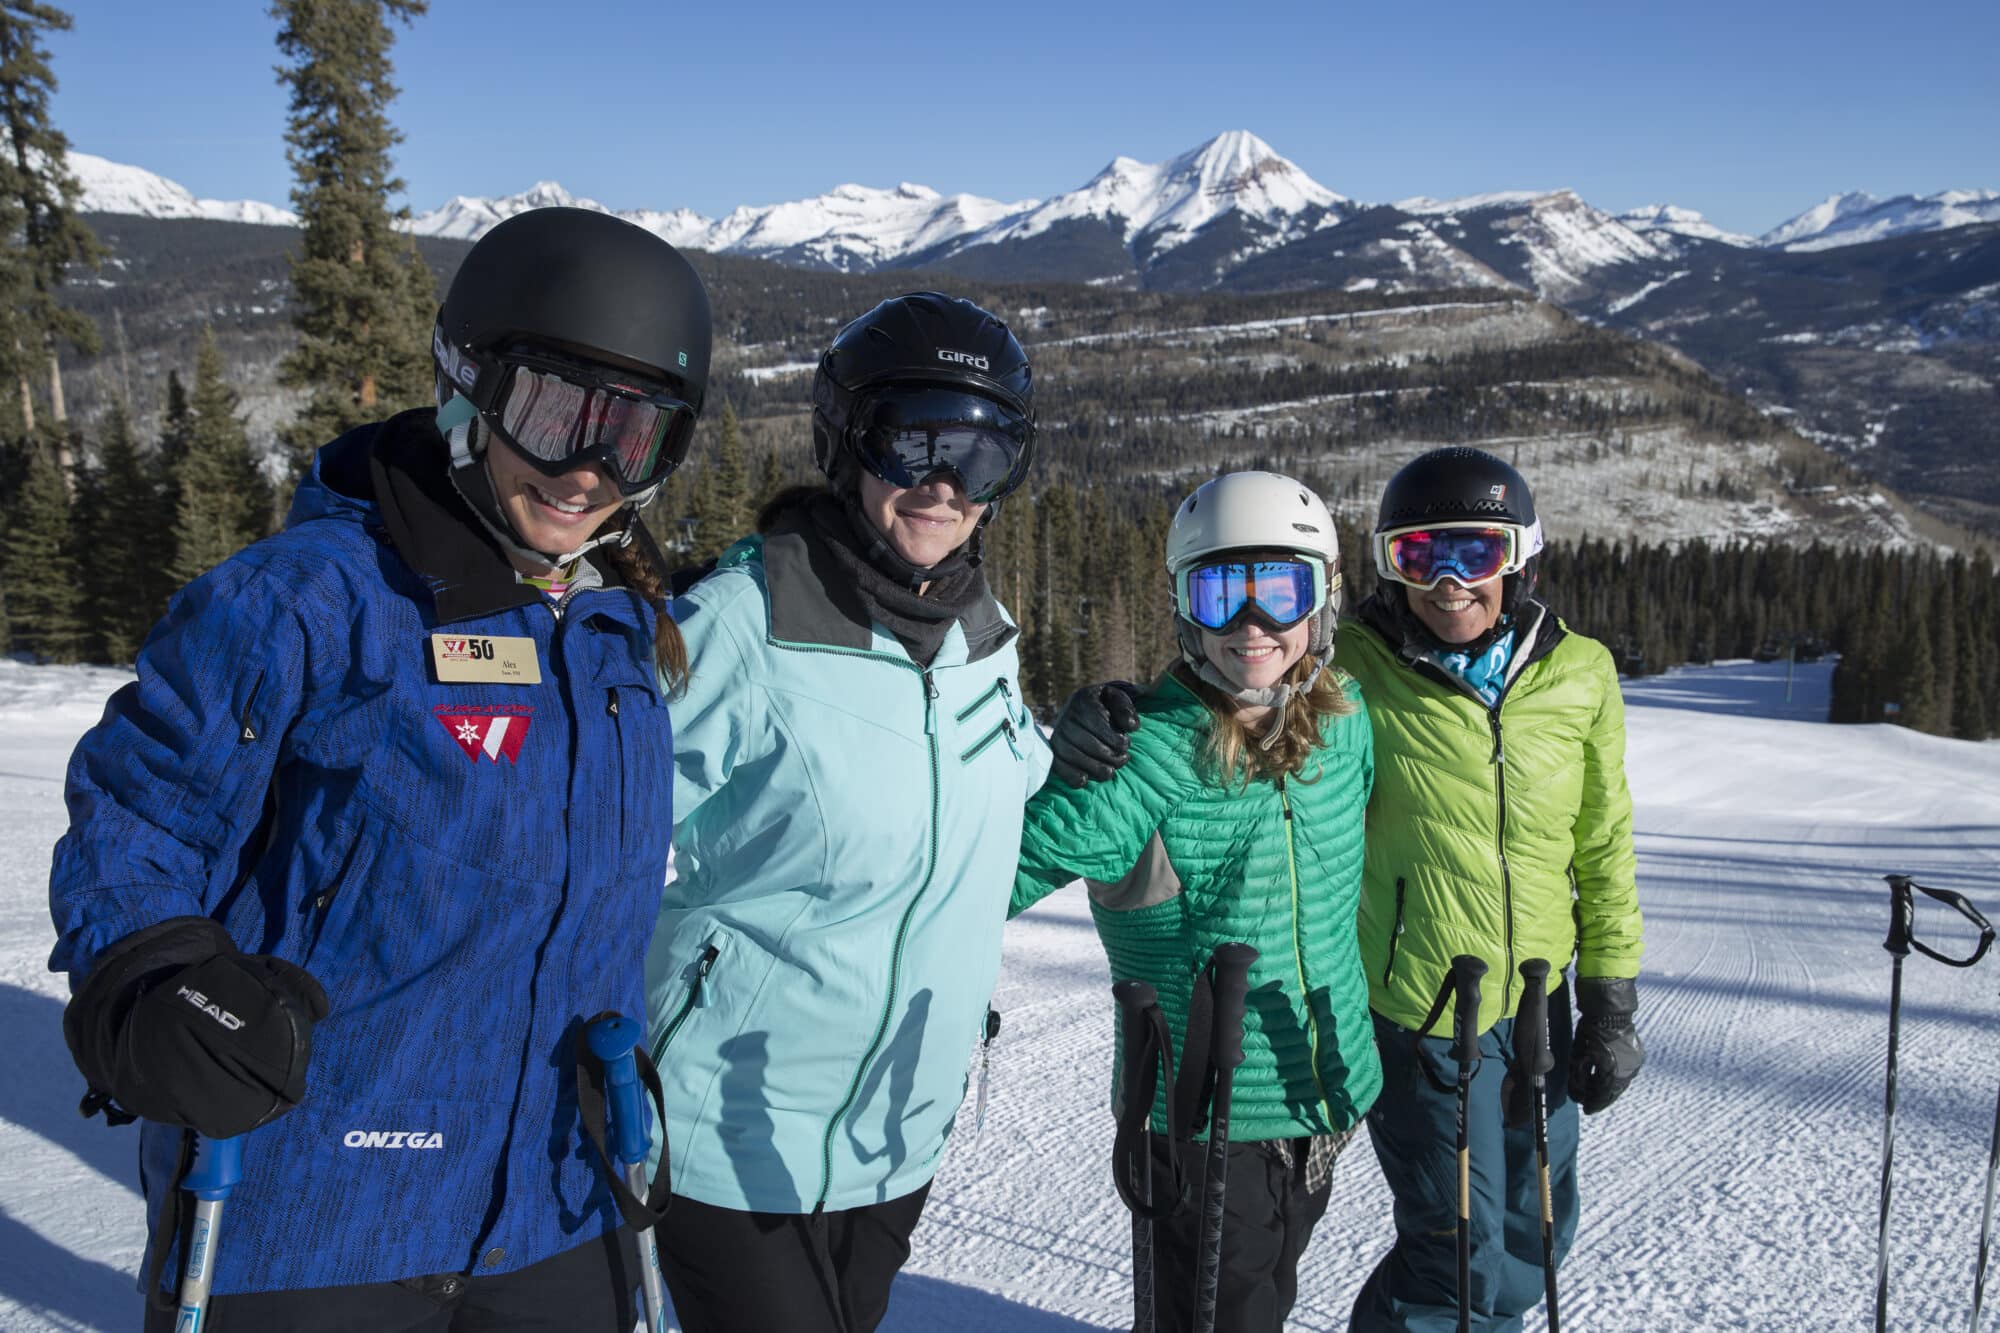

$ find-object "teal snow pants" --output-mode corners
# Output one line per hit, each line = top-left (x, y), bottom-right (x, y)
(1350, 991), (1580, 1332)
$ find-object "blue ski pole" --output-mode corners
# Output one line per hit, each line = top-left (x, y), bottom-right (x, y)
(175, 1134), (242, 1333)
(587, 1015), (669, 1333)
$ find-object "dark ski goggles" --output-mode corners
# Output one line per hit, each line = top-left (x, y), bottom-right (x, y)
(1374, 522), (1535, 590)
(1175, 557), (1333, 634)
(847, 385), (1034, 504)
(477, 350), (698, 497)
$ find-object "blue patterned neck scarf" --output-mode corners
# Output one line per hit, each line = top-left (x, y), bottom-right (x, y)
(1428, 627), (1517, 707)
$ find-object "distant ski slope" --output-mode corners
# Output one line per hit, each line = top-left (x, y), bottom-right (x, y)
(4, 657), (1997, 1331)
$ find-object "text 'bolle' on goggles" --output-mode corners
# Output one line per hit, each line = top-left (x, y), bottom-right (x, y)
(1373, 521), (1540, 591)
(1175, 557), (1336, 635)
(848, 385), (1034, 504)
(452, 339), (699, 497)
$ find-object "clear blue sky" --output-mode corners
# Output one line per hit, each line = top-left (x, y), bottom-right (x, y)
(51, 0), (2000, 237)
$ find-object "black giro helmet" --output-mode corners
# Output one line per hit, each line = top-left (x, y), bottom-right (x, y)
(1375, 446), (1538, 533)
(436, 207), (712, 411)
(811, 291), (1035, 493)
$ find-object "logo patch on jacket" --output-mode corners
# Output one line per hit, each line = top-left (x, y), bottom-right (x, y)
(435, 705), (533, 763)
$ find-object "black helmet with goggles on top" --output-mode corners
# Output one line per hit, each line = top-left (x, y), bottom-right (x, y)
(810, 292), (1036, 505)
(433, 206), (713, 500)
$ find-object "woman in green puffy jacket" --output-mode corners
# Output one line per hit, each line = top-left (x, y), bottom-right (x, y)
(1012, 471), (1380, 1333)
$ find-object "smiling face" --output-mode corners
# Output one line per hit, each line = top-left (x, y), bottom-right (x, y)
(484, 437), (627, 570)
(1199, 616), (1311, 697)
(1406, 575), (1504, 645)
(857, 471), (987, 570)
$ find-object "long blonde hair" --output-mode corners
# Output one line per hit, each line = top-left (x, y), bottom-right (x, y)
(1173, 652), (1357, 786)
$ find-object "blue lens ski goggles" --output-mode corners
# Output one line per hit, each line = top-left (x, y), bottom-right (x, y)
(1175, 557), (1336, 634)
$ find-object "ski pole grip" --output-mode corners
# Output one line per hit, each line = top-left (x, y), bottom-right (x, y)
(585, 1015), (651, 1168)
(1450, 954), (1488, 1067)
(184, 1134), (243, 1202)
(1208, 943), (1259, 1072)
(1113, 979), (1161, 1121)
(1515, 959), (1554, 1077)
(1887, 874), (1996, 968)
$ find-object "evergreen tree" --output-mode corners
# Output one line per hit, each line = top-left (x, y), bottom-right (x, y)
(80, 399), (173, 661)
(700, 402), (750, 549)
(0, 1), (102, 460)
(1, 436), (81, 658)
(753, 447), (787, 515)
(171, 328), (271, 584)
(272, 0), (436, 472)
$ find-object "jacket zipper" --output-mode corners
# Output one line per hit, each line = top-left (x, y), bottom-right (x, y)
(953, 677), (1007, 723)
(1279, 781), (1337, 1128)
(1489, 710), (1516, 1016)
(649, 944), (720, 1066)
(959, 714), (1023, 763)
(808, 657), (942, 1210)
(1382, 877), (1408, 983)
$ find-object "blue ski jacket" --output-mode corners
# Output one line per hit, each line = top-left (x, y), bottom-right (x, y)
(647, 516), (1049, 1214)
(48, 410), (670, 1295)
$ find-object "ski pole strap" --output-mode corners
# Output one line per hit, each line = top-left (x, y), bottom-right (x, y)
(1173, 966), (1215, 1137)
(576, 1012), (672, 1232)
(141, 1128), (198, 1313)
(1112, 979), (1185, 1221)
(1884, 874), (1995, 968)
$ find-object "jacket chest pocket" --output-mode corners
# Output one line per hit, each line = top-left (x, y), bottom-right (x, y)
(953, 677), (1026, 767)
(606, 681), (674, 871)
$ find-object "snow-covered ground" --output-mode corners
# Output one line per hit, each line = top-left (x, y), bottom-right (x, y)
(4, 656), (1998, 1331)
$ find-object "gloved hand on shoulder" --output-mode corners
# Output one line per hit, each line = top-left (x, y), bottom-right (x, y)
(64, 917), (330, 1138)
(1050, 680), (1143, 788)
(1568, 976), (1644, 1114)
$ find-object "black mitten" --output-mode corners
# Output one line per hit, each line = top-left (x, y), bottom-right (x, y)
(1049, 681), (1142, 787)
(64, 917), (330, 1138)
(1567, 976), (1644, 1114)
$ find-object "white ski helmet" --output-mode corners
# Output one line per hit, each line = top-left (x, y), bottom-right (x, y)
(1166, 471), (1343, 735)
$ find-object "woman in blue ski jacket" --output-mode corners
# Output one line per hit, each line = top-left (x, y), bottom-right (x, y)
(49, 208), (709, 1332)
(646, 292), (1050, 1333)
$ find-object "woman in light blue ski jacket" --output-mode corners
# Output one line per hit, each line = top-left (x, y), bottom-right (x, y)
(646, 293), (1049, 1333)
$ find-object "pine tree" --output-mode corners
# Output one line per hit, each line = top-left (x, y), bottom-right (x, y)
(171, 328), (271, 585)
(1, 437), (81, 658)
(753, 447), (787, 515)
(272, 0), (436, 473)
(0, 1), (102, 465)
(80, 400), (173, 661)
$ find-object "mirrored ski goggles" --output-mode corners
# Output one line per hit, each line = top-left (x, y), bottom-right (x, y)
(485, 356), (698, 496)
(848, 386), (1035, 504)
(1175, 558), (1334, 634)
(1374, 522), (1537, 590)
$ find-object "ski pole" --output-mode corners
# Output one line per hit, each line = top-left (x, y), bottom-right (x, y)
(1112, 978), (1178, 1333)
(1975, 1080), (2000, 1333)
(1876, 875), (1994, 1333)
(1193, 942), (1258, 1333)
(1514, 958), (1559, 1333)
(586, 1015), (669, 1333)
(175, 1134), (242, 1333)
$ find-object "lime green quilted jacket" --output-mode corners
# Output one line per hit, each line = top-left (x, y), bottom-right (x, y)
(1340, 604), (1643, 1037)
(1011, 670), (1381, 1139)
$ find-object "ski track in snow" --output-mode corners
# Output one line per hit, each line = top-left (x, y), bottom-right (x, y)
(3, 657), (1998, 1331)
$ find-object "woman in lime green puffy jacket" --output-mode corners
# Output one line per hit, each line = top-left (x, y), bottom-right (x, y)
(1012, 472), (1380, 1333)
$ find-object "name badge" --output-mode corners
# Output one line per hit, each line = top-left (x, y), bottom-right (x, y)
(430, 634), (542, 684)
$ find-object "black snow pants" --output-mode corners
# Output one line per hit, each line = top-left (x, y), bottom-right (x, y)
(139, 1227), (640, 1332)
(1145, 1133), (1339, 1333)
(656, 1182), (932, 1333)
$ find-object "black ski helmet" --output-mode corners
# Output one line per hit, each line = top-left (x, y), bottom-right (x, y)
(810, 291), (1035, 493)
(1375, 446), (1538, 534)
(435, 207), (712, 413)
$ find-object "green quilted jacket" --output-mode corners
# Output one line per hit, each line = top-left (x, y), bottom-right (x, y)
(1341, 597), (1643, 1037)
(1011, 670), (1382, 1140)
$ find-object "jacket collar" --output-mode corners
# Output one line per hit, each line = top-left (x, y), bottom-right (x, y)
(1354, 588), (1566, 691)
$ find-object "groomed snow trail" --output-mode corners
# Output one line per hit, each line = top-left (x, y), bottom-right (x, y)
(3, 658), (1997, 1331)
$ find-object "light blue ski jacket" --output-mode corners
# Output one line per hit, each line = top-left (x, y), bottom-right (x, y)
(647, 523), (1049, 1213)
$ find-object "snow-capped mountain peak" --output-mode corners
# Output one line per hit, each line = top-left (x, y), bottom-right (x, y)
(70, 151), (296, 226)
(1617, 203), (1755, 247)
(1762, 188), (2000, 251)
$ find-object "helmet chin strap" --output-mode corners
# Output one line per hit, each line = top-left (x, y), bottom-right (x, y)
(1174, 602), (1338, 750)
(438, 395), (639, 570)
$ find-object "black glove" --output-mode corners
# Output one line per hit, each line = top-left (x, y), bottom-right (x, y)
(64, 917), (330, 1138)
(1049, 681), (1143, 787)
(1567, 976), (1644, 1114)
